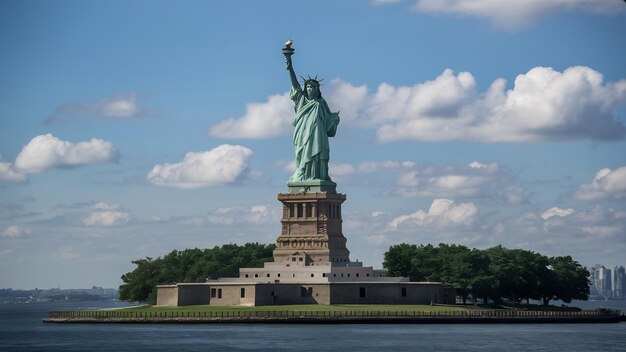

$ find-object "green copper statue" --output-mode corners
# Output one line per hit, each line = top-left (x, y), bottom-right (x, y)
(283, 41), (340, 184)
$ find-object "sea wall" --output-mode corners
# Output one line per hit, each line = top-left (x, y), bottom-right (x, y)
(44, 309), (623, 324)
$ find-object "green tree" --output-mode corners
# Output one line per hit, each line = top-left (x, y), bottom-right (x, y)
(119, 243), (275, 304)
(383, 243), (589, 305)
(541, 256), (590, 306)
(383, 243), (419, 279)
(483, 246), (548, 303)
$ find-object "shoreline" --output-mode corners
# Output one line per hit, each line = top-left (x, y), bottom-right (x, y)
(43, 306), (624, 324)
(43, 315), (624, 324)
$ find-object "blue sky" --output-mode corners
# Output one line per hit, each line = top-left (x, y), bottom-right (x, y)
(1, 0), (625, 289)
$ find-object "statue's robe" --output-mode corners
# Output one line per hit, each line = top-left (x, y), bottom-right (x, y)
(290, 86), (339, 181)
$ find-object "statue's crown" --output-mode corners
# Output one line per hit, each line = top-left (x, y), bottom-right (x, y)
(300, 75), (324, 85)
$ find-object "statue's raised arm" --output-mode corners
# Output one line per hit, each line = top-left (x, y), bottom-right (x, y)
(282, 41), (340, 185)
(283, 40), (300, 91)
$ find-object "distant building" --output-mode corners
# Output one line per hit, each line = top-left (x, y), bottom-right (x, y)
(589, 264), (623, 299)
(593, 265), (612, 298)
(613, 266), (625, 299)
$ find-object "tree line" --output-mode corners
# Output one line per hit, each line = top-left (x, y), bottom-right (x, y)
(119, 243), (275, 304)
(119, 242), (589, 306)
(383, 243), (590, 305)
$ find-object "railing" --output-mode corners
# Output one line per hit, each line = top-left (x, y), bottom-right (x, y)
(48, 309), (621, 319)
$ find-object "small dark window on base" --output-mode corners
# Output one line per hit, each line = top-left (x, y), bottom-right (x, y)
(240, 288), (246, 298)
(401, 287), (407, 297)
(359, 287), (366, 298)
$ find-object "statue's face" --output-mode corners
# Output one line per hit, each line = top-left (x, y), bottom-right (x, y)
(306, 83), (318, 98)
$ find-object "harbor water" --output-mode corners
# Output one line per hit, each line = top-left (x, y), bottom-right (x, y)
(1, 300), (625, 351)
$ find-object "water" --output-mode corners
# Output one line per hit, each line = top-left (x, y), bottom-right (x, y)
(1, 301), (625, 351)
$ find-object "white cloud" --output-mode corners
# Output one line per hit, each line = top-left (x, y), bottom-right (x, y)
(209, 93), (293, 138)
(2, 225), (32, 237)
(0, 155), (27, 183)
(46, 93), (151, 123)
(376, 66), (626, 143)
(411, 0), (625, 30)
(324, 79), (368, 124)
(541, 207), (575, 220)
(368, 69), (476, 127)
(389, 198), (478, 230)
(574, 166), (626, 201)
(213, 66), (626, 144)
(147, 144), (253, 189)
(82, 203), (131, 226)
(13, 134), (119, 174)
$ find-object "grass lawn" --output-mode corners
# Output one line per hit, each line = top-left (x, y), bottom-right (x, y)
(115, 304), (479, 313)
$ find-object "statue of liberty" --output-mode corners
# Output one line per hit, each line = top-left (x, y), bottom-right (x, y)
(283, 41), (340, 184)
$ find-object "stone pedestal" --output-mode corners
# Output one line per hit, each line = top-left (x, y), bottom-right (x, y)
(287, 180), (337, 194)
(273, 192), (350, 264)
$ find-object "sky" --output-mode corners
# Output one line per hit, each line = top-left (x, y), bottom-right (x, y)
(1, 0), (625, 290)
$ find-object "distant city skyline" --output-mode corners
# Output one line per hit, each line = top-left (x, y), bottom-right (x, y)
(1, 1), (625, 289)
(589, 264), (626, 300)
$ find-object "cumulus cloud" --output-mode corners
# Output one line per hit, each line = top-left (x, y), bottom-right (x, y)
(375, 66), (626, 143)
(12, 134), (119, 174)
(212, 66), (626, 144)
(209, 93), (293, 138)
(147, 144), (253, 189)
(46, 93), (154, 123)
(411, 0), (625, 30)
(0, 155), (27, 183)
(368, 69), (476, 127)
(540, 207), (575, 220)
(574, 166), (626, 201)
(389, 198), (478, 230)
(82, 203), (131, 226)
(324, 79), (368, 124)
(2, 225), (32, 237)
